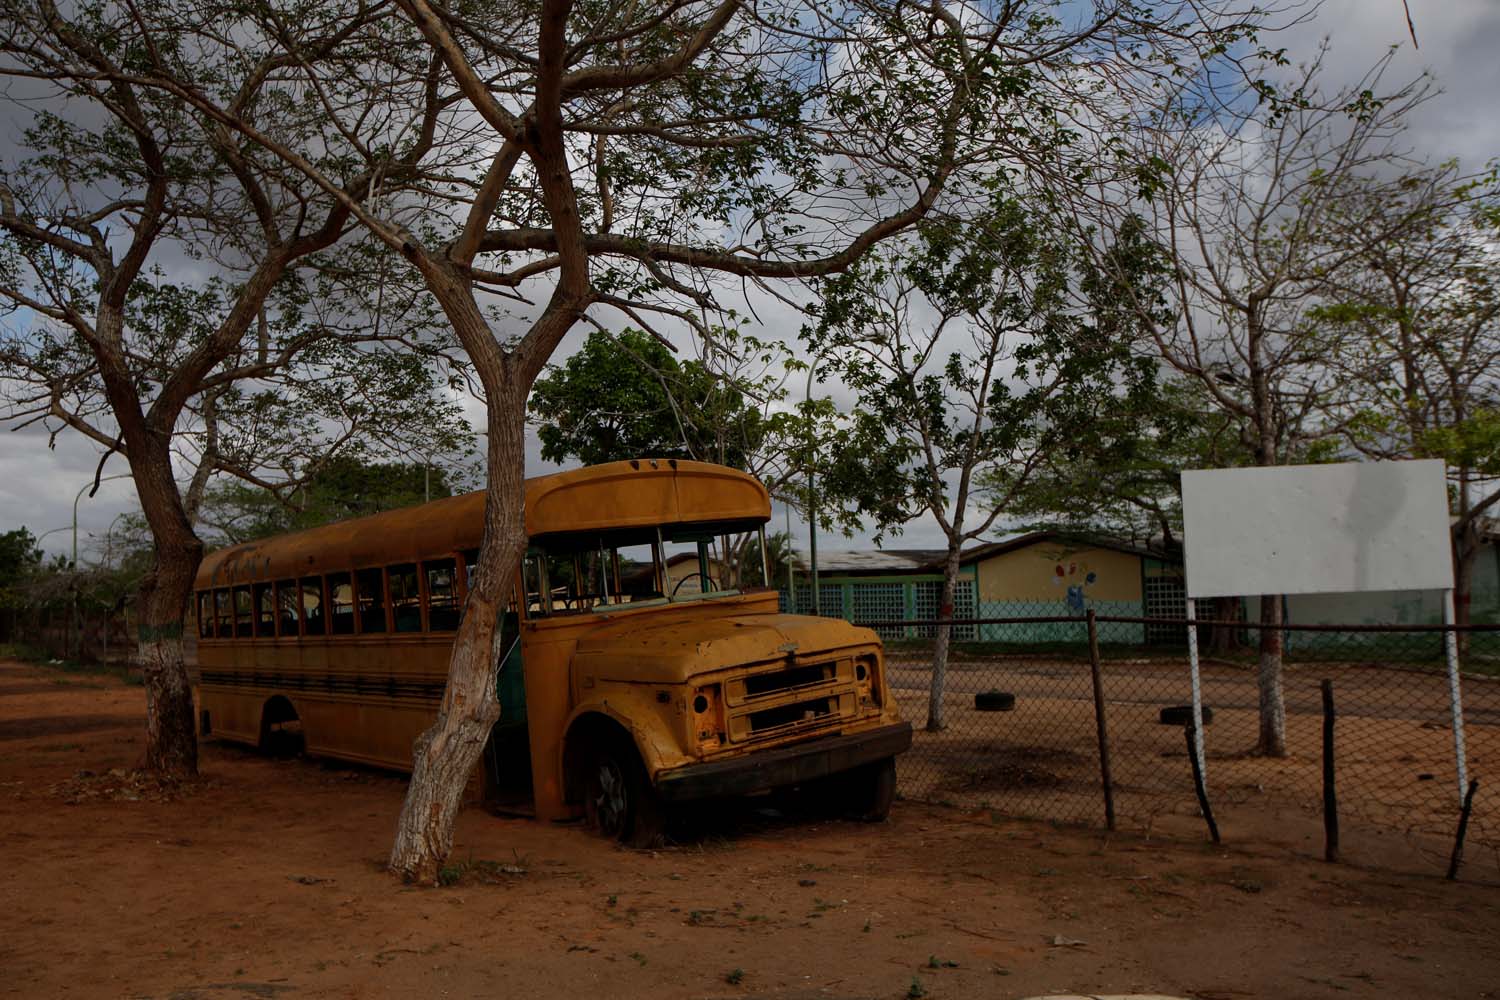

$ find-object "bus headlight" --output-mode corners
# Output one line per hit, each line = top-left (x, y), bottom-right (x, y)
(855, 655), (880, 708)
(692, 685), (723, 746)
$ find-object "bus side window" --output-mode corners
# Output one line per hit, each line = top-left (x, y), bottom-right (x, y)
(355, 568), (387, 633)
(389, 564), (421, 633)
(300, 577), (326, 635)
(214, 589), (233, 637)
(327, 572), (354, 635)
(425, 559), (460, 631)
(275, 580), (299, 636)
(196, 592), (214, 638)
(252, 582), (275, 637)
(232, 587), (254, 638)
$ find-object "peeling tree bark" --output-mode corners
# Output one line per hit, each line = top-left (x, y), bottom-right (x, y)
(1256, 593), (1287, 757)
(387, 388), (526, 883)
(926, 542), (964, 733)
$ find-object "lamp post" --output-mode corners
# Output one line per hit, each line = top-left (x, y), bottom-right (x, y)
(803, 351), (830, 616)
(73, 474), (134, 568)
(67, 473), (134, 660)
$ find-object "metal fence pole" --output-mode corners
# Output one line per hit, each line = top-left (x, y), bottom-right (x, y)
(1185, 597), (1207, 785)
(1321, 679), (1339, 863)
(1085, 610), (1116, 831)
(1442, 590), (1469, 801)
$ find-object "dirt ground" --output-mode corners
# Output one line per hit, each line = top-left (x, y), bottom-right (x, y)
(4, 657), (1500, 1000)
(888, 652), (1500, 879)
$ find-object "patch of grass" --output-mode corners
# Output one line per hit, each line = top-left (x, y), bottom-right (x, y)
(437, 850), (529, 887)
(926, 955), (959, 969)
(628, 951), (647, 966)
(725, 968), (744, 985)
(2, 643), (139, 684)
(906, 976), (927, 999)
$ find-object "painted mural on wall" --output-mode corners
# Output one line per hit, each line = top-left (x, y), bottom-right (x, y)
(1052, 558), (1099, 613)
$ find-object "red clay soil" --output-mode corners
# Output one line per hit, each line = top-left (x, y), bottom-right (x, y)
(2, 656), (1498, 1000)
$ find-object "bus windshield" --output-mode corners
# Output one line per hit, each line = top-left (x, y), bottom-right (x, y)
(523, 519), (769, 617)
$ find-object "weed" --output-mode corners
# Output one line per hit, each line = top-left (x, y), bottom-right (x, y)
(437, 851), (527, 886)
(629, 951), (647, 966)
(926, 955), (959, 969)
(607, 894), (618, 907)
(725, 968), (745, 985)
(906, 976), (927, 999)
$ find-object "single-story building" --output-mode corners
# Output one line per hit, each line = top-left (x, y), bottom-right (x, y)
(783, 531), (1183, 643)
(786, 524), (1500, 648)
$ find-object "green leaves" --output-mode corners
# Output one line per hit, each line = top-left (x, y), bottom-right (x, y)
(529, 326), (770, 470)
(807, 192), (1164, 542)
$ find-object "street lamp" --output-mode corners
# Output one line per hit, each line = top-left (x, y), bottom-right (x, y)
(802, 350), (831, 617)
(66, 473), (134, 660)
(73, 474), (135, 568)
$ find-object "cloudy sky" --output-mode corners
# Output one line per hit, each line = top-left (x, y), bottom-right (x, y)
(2, 0), (1497, 562)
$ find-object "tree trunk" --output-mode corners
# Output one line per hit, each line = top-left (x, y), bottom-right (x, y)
(1207, 596), (1244, 654)
(388, 389), (524, 884)
(136, 536), (203, 776)
(1453, 518), (1480, 658)
(925, 543), (963, 733)
(1245, 305), (1287, 758)
(1256, 593), (1287, 757)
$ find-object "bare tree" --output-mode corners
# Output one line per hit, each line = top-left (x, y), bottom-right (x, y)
(0, 0), (461, 775)
(1312, 165), (1500, 627)
(1107, 48), (1440, 755)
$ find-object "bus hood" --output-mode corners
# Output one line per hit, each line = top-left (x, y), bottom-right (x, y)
(572, 613), (879, 684)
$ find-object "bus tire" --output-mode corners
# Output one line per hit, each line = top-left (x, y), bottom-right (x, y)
(583, 738), (665, 849)
(846, 756), (897, 822)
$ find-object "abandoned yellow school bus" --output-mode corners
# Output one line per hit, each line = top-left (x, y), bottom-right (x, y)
(193, 459), (912, 843)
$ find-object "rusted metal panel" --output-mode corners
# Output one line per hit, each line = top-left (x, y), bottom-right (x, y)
(196, 460), (771, 589)
(194, 460), (903, 828)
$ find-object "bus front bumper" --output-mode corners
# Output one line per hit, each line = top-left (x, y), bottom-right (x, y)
(654, 721), (913, 803)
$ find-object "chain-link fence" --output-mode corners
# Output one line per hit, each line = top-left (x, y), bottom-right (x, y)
(869, 614), (1500, 881)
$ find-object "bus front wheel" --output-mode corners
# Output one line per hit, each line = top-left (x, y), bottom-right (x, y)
(583, 739), (665, 848)
(844, 756), (897, 822)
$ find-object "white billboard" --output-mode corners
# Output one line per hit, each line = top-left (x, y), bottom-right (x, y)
(1180, 460), (1453, 599)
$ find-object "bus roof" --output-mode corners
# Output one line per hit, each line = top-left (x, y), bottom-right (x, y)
(195, 459), (771, 589)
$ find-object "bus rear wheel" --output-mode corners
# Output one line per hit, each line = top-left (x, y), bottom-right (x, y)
(583, 740), (665, 848)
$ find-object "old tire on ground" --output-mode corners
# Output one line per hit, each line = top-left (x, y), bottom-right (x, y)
(1159, 705), (1213, 726)
(974, 690), (1016, 712)
(845, 755), (897, 822)
(583, 738), (665, 848)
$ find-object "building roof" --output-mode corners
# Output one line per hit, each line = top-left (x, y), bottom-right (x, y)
(788, 530), (1175, 578)
(958, 530), (1169, 565)
(787, 548), (947, 575)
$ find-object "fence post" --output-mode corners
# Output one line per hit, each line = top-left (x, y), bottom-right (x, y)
(1085, 610), (1116, 832)
(1185, 598), (1208, 785)
(1320, 679), (1339, 863)
(1448, 778), (1480, 881)
(1184, 720), (1220, 845)
(1442, 590), (1470, 802)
